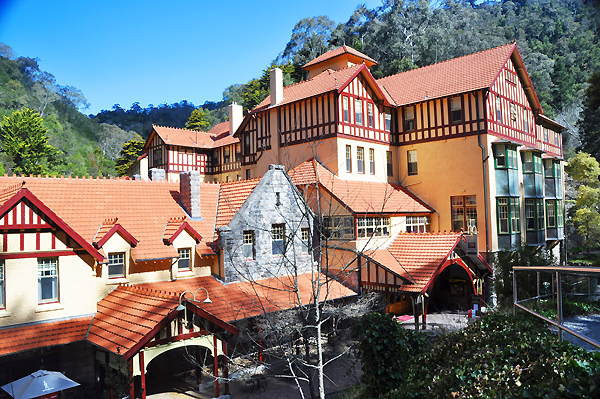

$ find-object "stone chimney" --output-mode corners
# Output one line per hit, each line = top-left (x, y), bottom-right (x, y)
(229, 102), (243, 135)
(149, 168), (166, 181)
(270, 68), (283, 106)
(180, 171), (202, 219)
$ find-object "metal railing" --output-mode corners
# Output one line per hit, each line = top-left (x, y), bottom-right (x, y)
(513, 265), (600, 350)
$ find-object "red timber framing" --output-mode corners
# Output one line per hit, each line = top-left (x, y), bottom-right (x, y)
(167, 145), (207, 175)
(147, 133), (166, 170)
(359, 257), (412, 293)
(279, 92), (337, 146)
(207, 143), (241, 175)
(239, 113), (271, 165)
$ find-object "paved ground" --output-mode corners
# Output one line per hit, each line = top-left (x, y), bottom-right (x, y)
(562, 314), (600, 352)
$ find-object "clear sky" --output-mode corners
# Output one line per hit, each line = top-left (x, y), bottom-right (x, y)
(0, 0), (382, 115)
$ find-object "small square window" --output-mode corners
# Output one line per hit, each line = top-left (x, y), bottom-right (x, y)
(178, 248), (191, 270)
(108, 253), (125, 278)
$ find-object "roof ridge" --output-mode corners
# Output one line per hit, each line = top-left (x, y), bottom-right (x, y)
(119, 284), (179, 300)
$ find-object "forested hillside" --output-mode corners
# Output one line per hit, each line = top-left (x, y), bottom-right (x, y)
(0, 0), (599, 177)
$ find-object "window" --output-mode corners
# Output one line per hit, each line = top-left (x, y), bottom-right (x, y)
(386, 151), (393, 177)
(235, 144), (241, 162)
(369, 149), (375, 175)
(407, 150), (418, 175)
(301, 228), (310, 253)
(406, 216), (430, 233)
(38, 258), (58, 303)
(522, 152), (541, 173)
(385, 112), (391, 132)
(243, 230), (255, 259)
(452, 196), (477, 232)
(357, 147), (364, 174)
(451, 97), (462, 123)
(523, 108), (529, 133)
(0, 261), (4, 308)
(246, 169), (251, 180)
(554, 162), (561, 179)
(357, 217), (391, 238)
(496, 96), (502, 123)
(546, 200), (556, 228)
(404, 107), (415, 131)
(152, 148), (162, 166)
(178, 248), (191, 270)
(510, 103), (517, 121)
(223, 148), (230, 163)
(346, 145), (352, 173)
(544, 128), (549, 143)
(494, 144), (517, 169)
(355, 98), (363, 125)
(323, 216), (355, 240)
(367, 103), (374, 128)
(272, 224), (285, 256)
(342, 96), (349, 123)
(108, 253), (125, 278)
(244, 134), (250, 154)
(497, 198), (520, 234)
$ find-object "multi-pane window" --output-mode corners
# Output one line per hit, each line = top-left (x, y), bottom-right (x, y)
(406, 216), (430, 233)
(272, 224), (285, 256)
(345, 145), (352, 173)
(523, 108), (529, 133)
(243, 230), (255, 259)
(496, 96), (502, 123)
(546, 200), (564, 228)
(357, 217), (391, 238)
(385, 112), (391, 132)
(369, 149), (375, 175)
(357, 147), (364, 174)
(494, 144), (518, 169)
(407, 150), (418, 175)
(108, 253), (125, 278)
(178, 248), (191, 270)
(355, 98), (363, 126)
(451, 97), (462, 123)
(522, 152), (542, 174)
(301, 228), (310, 253)
(405, 107), (415, 131)
(223, 148), (230, 163)
(451, 196), (477, 232)
(367, 103), (374, 128)
(497, 198), (520, 234)
(38, 258), (58, 303)
(152, 148), (162, 166)
(342, 97), (349, 123)
(0, 261), (4, 308)
(386, 151), (393, 177)
(323, 216), (355, 240)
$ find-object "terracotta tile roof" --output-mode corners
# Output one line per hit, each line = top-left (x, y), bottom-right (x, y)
(0, 176), (220, 259)
(209, 121), (229, 136)
(377, 43), (516, 106)
(93, 218), (138, 249)
(289, 159), (433, 214)
(303, 45), (377, 69)
(212, 134), (239, 148)
(216, 178), (261, 227)
(0, 316), (93, 356)
(162, 217), (202, 245)
(151, 125), (216, 149)
(386, 232), (462, 293)
(0, 181), (24, 207)
(86, 285), (179, 357)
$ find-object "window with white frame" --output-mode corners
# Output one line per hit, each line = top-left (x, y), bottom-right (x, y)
(0, 261), (4, 308)
(272, 224), (285, 256)
(178, 248), (191, 270)
(408, 150), (418, 175)
(38, 258), (58, 303)
(369, 149), (375, 175)
(243, 230), (255, 259)
(342, 96), (349, 123)
(406, 216), (430, 233)
(323, 216), (355, 240)
(497, 197), (521, 234)
(346, 145), (352, 173)
(367, 103), (374, 128)
(385, 112), (391, 132)
(355, 98), (363, 125)
(301, 228), (310, 253)
(108, 253), (125, 278)
(496, 96), (502, 123)
(357, 147), (364, 174)
(523, 108), (529, 133)
(452, 196), (477, 232)
(451, 97), (462, 123)
(357, 217), (391, 238)
(546, 200), (564, 228)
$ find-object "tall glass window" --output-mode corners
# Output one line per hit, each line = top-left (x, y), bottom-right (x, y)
(367, 103), (374, 128)
(342, 96), (349, 123)
(452, 196), (477, 232)
(357, 147), (364, 174)
(405, 107), (415, 130)
(272, 224), (285, 256)
(386, 151), (393, 177)
(354, 98), (363, 126)
(408, 150), (418, 175)
(38, 258), (58, 303)
(369, 149), (375, 174)
(451, 97), (462, 123)
(178, 248), (191, 270)
(243, 230), (255, 259)
(345, 145), (352, 173)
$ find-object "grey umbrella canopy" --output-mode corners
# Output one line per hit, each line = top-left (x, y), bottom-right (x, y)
(1, 370), (80, 399)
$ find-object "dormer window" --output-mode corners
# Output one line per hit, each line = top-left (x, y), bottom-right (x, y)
(178, 248), (191, 271)
(108, 253), (125, 278)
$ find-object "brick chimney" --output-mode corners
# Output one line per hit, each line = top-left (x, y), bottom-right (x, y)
(229, 102), (243, 135)
(270, 68), (283, 106)
(180, 171), (202, 219)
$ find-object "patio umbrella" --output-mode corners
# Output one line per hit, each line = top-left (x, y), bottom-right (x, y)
(1, 370), (80, 399)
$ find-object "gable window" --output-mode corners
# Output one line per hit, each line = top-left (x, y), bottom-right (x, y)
(497, 197), (520, 234)
(323, 216), (354, 240)
(152, 148), (162, 166)
(494, 144), (517, 169)
(510, 103), (517, 121)
(178, 248), (191, 271)
(407, 150), (418, 175)
(367, 103), (374, 128)
(404, 107), (415, 131)
(346, 145), (352, 173)
(386, 151), (393, 177)
(523, 108), (529, 133)
(406, 216), (430, 233)
(38, 258), (58, 303)
(385, 112), (391, 132)
(369, 149), (375, 175)
(357, 147), (364, 174)
(451, 196), (477, 232)
(496, 96), (502, 123)
(342, 96), (349, 123)
(357, 217), (391, 238)
(108, 253), (125, 278)
(0, 261), (4, 308)
(272, 224), (285, 256)
(355, 98), (363, 125)
(243, 230), (255, 259)
(451, 97), (462, 123)
(301, 228), (310, 254)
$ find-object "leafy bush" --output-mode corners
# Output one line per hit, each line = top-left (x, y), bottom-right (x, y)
(534, 300), (600, 319)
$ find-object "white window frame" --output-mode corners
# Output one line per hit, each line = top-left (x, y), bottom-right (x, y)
(178, 248), (191, 270)
(357, 147), (364, 174)
(108, 253), (125, 278)
(342, 96), (349, 123)
(406, 216), (430, 233)
(272, 224), (285, 256)
(367, 103), (374, 128)
(345, 145), (352, 173)
(357, 217), (391, 238)
(301, 228), (310, 254)
(369, 149), (375, 175)
(354, 98), (363, 126)
(38, 258), (58, 303)
(243, 230), (255, 260)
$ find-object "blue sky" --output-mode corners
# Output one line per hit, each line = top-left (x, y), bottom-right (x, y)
(0, 0), (381, 115)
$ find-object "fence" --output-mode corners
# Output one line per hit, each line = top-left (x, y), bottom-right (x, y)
(512, 265), (600, 350)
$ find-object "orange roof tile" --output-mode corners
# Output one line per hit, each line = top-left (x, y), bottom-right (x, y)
(377, 43), (516, 106)
(209, 121), (229, 136)
(0, 316), (93, 356)
(0, 176), (220, 260)
(216, 178), (261, 227)
(386, 232), (462, 293)
(303, 45), (377, 69)
(289, 160), (433, 214)
(150, 125), (216, 149)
